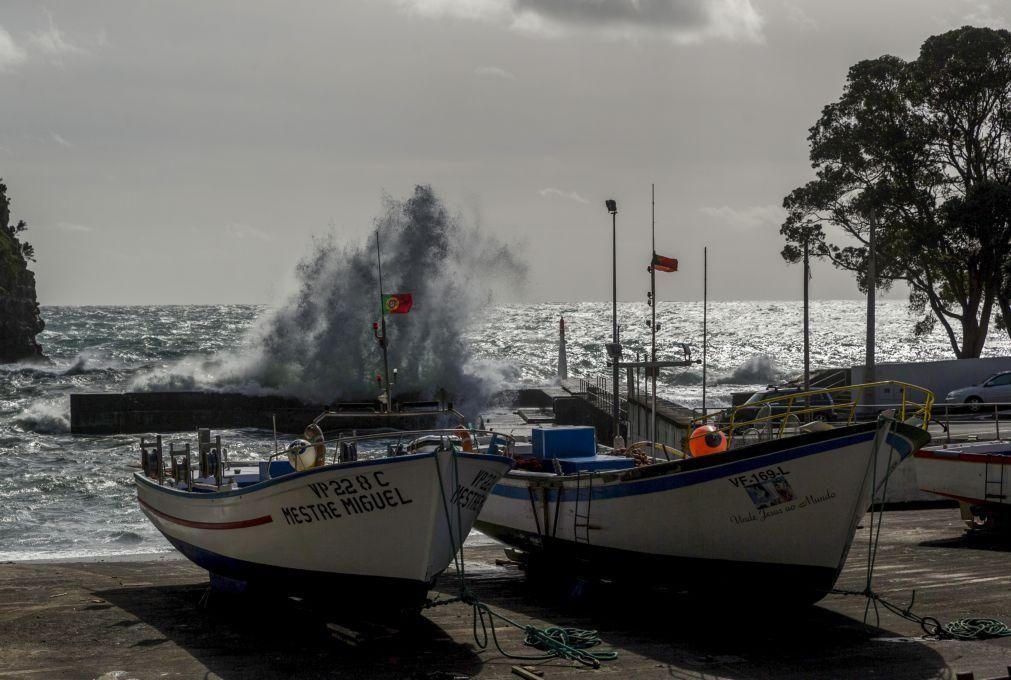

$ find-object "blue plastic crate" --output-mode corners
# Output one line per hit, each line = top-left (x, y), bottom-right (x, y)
(531, 426), (597, 459)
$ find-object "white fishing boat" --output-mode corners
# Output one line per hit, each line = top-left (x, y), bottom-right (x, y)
(476, 382), (933, 604)
(135, 420), (514, 612)
(914, 441), (1011, 531)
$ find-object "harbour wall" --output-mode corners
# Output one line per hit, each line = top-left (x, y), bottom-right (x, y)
(69, 392), (442, 435)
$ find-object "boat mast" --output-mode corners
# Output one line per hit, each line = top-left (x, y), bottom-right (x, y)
(650, 184), (657, 448)
(606, 199), (621, 445)
(375, 229), (393, 412)
(803, 236), (810, 393)
(703, 245), (708, 416)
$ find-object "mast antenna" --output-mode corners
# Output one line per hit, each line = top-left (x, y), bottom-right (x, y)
(374, 229), (393, 412)
(650, 184), (657, 449)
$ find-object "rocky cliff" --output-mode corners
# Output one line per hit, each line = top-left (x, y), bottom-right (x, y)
(0, 180), (45, 363)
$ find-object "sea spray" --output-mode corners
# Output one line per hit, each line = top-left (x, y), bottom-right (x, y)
(715, 355), (783, 386)
(132, 186), (525, 413)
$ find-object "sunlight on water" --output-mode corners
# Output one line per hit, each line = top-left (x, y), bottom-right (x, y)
(1, 299), (1009, 560)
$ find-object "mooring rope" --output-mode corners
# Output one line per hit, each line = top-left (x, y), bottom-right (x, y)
(428, 447), (616, 669)
(831, 416), (1011, 641)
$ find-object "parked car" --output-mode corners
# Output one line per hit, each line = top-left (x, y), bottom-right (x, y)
(723, 387), (837, 428)
(944, 371), (1011, 412)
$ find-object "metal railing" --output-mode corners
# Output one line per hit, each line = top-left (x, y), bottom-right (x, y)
(934, 401), (1011, 444)
(263, 428), (519, 477)
(691, 381), (934, 448)
(577, 377), (628, 420)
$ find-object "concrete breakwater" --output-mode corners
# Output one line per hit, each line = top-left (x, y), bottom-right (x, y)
(69, 392), (444, 434)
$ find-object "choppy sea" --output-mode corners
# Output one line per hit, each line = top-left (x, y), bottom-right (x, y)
(1, 301), (1008, 561)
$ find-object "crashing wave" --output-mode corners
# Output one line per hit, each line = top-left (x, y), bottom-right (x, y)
(131, 185), (525, 414)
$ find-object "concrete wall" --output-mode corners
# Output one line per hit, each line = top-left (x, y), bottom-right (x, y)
(552, 396), (617, 443)
(70, 392), (441, 435)
(627, 401), (685, 451)
(852, 356), (1011, 404)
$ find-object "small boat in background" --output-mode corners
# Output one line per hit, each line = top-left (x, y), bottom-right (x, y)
(135, 419), (513, 613)
(915, 441), (1011, 531)
(477, 382), (933, 605)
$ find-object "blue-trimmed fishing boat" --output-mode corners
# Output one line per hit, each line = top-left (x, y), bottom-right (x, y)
(136, 423), (513, 611)
(477, 383), (932, 604)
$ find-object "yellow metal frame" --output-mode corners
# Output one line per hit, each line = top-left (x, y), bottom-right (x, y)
(691, 381), (934, 448)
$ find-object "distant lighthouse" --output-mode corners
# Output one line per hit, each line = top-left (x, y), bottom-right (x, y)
(558, 317), (568, 381)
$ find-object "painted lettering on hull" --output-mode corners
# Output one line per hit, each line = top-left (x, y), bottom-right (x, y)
(280, 471), (413, 526)
(449, 470), (498, 513)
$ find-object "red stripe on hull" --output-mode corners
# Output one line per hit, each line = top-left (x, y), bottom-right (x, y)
(138, 497), (273, 530)
(919, 489), (989, 505)
(915, 450), (1010, 465)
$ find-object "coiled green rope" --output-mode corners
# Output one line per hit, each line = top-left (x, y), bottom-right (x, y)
(469, 598), (617, 668)
(942, 618), (1011, 640)
(429, 449), (616, 669)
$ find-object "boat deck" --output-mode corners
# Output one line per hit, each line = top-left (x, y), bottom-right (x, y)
(2, 508), (1011, 678)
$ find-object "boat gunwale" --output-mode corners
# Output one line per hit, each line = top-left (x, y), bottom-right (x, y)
(134, 449), (514, 501)
(491, 421), (929, 501)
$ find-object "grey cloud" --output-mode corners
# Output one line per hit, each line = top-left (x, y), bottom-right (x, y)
(402, 0), (763, 42)
(699, 205), (784, 230)
(513, 0), (709, 28)
(29, 11), (87, 57)
(539, 187), (589, 204)
(0, 26), (27, 69)
(50, 132), (73, 148)
(475, 65), (516, 80)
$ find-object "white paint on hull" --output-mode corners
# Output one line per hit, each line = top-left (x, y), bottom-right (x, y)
(480, 424), (926, 574)
(136, 450), (512, 584)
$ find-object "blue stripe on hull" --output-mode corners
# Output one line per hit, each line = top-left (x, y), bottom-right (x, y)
(492, 426), (915, 502)
(163, 534), (432, 609)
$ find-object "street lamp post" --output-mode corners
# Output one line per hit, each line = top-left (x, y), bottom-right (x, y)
(605, 199), (621, 443)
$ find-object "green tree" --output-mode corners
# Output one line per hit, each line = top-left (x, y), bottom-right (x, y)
(0, 179), (34, 263)
(781, 27), (1011, 358)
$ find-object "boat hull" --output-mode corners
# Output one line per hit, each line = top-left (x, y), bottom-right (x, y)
(136, 450), (512, 608)
(477, 421), (929, 603)
(914, 442), (1011, 507)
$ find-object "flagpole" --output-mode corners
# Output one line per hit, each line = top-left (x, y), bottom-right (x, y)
(650, 184), (657, 449)
(702, 246), (708, 416)
(803, 235), (810, 393)
(375, 229), (392, 412)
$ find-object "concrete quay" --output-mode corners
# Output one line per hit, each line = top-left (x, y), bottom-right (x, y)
(69, 392), (448, 435)
(2, 508), (1011, 679)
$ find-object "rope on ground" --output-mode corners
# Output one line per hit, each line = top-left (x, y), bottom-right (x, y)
(830, 587), (1011, 640)
(831, 416), (1011, 642)
(428, 447), (616, 669)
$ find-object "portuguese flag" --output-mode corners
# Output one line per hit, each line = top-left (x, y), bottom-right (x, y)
(652, 253), (678, 272)
(382, 293), (413, 314)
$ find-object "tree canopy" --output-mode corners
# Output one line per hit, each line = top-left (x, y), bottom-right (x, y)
(0, 179), (34, 263)
(781, 26), (1011, 358)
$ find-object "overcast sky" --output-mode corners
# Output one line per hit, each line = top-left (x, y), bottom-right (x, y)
(1, 0), (1008, 305)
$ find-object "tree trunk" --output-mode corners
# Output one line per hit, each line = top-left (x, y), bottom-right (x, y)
(957, 295), (995, 359)
(1000, 293), (1011, 343)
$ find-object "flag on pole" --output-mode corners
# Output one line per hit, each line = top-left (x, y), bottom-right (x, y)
(382, 293), (413, 314)
(652, 253), (678, 272)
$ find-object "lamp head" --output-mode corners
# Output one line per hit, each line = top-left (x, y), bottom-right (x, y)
(605, 199), (617, 214)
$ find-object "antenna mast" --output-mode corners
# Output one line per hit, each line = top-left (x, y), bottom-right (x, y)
(703, 246), (708, 415)
(650, 184), (657, 448)
(374, 229), (393, 412)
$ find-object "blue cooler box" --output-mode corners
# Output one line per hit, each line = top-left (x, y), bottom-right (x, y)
(531, 426), (597, 459)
